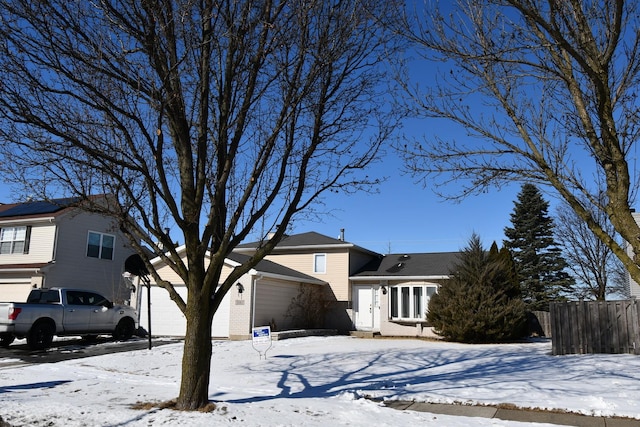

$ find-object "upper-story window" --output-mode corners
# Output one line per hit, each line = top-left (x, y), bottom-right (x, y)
(313, 253), (326, 274)
(0, 225), (30, 255)
(87, 231), (115, 260)
(389, 284), (438, 321)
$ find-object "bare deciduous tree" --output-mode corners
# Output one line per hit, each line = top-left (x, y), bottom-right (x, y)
(392, 1), (640, 284)
(555, 198), (628, 300)
(0, 0), (401, 409)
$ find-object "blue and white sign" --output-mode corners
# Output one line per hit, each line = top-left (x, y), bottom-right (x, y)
(252, 326), (272, 359)
(253, 326), (271, 342)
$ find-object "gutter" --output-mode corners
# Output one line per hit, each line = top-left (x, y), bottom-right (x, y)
(0, 216), (56, 225)
(349, 275), (450, 281)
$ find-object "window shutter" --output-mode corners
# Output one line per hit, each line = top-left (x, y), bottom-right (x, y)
(23, 226), (31, 254)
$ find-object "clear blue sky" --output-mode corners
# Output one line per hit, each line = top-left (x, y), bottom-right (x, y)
(288, 156), (523, 255)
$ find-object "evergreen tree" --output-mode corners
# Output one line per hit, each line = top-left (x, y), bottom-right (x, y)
(504, 184), (574, 310)
(427, 234), (527, 343)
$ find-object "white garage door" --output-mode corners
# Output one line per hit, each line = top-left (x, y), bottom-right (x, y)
(138, 285), (230, 338)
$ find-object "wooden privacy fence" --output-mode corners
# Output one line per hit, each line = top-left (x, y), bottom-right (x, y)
(550, 300), (640, 356)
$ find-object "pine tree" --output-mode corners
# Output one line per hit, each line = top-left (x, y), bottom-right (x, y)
(504, 184), (574, 311)
(427, 234), (527, 343)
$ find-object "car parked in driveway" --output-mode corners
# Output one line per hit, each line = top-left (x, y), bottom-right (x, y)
(0, 288), (138, 349)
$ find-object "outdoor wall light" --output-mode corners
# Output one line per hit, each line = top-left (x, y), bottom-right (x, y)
(236, 283), (244, 294)
(381, 285), (387, 295)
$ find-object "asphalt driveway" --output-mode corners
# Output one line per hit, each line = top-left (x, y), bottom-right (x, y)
(0, 336), (180, 367)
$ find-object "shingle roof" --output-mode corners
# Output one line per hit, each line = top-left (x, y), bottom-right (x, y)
(352, 252), (460, 278)
(227, 252), (326, 284)
(236, 231), (379, 256)
(237, 231), (343, 248)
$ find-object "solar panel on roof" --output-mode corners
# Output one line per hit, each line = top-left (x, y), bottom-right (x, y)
(0, 197), (80, 218)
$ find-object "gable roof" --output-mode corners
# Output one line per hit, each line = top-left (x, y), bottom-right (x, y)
(351, 252), (460, 280)
(0, 197), (81, 220)
(236, 231), (380, 256)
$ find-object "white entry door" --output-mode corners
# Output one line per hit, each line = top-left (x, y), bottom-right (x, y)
(354, 285), (380, 331)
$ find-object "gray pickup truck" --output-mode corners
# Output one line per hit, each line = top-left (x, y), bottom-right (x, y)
(0, 288), (138, 350)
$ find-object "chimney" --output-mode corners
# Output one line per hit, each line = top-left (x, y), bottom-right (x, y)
(339, 228), (345, 241)
(268, 224), (281, 240)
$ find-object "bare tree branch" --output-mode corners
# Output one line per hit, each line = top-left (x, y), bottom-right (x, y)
(389, 0), (640, 285)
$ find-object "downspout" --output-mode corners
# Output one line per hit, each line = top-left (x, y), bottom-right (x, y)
(43, 218), (57, 289)
(51, 218), (58, 261)
(250, 271), (263, 332)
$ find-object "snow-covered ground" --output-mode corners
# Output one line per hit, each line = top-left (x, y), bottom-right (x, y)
(1, 336), (638, 426)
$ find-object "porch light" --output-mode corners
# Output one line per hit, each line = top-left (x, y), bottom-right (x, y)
(381, 285), (387, 295)
(236, 283), (244, 294)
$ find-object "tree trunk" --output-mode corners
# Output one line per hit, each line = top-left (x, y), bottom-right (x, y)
(176, 291), (213, 410)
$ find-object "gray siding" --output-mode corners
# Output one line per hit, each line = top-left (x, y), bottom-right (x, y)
(254, 279), (307, 332)
(48, 211), (136, 302)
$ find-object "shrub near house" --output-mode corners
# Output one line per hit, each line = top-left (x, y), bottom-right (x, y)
(428, 235), (527, 343)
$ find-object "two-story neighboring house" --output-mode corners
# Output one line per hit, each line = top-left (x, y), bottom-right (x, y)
(0, 198), (137, 303)
(625, 212), (640, 297)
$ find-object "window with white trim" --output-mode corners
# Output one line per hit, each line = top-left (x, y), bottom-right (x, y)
(0, 225), (30, 255)
(313, 253), (326, 274)
(87, 231), (115, 260)
(389, 284), (438, 321)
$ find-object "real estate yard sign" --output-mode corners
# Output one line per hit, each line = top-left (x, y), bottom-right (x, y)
(252, 326), (272, 359)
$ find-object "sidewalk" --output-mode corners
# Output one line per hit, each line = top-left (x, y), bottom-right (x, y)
(384, 400), (639, 427)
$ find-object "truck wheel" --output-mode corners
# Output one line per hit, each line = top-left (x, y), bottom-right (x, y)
(113, 318), (134, 341)
(0, 333), (15, 347)
(27, 321), (55, 350)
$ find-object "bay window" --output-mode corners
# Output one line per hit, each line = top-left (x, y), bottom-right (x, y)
(389, 284), (438, 321)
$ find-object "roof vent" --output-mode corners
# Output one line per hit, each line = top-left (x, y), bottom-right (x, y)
(398, 254), (411, 261)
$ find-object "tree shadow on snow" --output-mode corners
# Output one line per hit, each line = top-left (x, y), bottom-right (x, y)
(217, 342), (639, 405)
(0, 380), (71, 394)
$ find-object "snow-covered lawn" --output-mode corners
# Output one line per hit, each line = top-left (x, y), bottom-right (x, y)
(1, 336), (639, 426)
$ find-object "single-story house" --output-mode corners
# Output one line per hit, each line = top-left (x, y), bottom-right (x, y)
(351, 252), (458, 338)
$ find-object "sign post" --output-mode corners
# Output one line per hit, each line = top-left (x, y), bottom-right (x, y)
(251, 326), (272, 359)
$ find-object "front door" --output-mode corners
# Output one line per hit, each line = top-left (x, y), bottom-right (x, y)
(354, 285), (380, 331)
